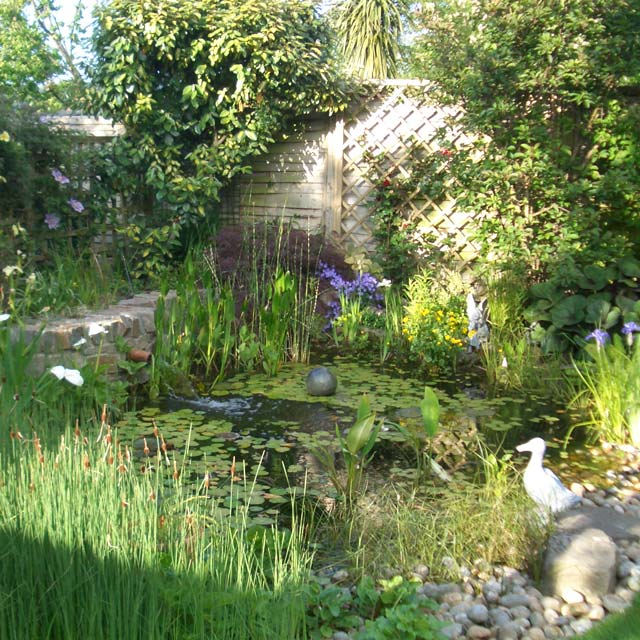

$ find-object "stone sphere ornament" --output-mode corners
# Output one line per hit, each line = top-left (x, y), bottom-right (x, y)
(305, 366), (338, 396)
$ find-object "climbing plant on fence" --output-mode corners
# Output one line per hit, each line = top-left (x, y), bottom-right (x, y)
(89, 0), (348, 280)
(410, 0), (640, 282)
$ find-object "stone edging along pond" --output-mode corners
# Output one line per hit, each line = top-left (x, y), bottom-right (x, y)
(10, 291), (175, 377)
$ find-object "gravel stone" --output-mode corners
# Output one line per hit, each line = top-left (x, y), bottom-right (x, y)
(467, 625), (493, 639)
(440, 622), (464, 639)
(602, 593), (628, 612)
(500, 594), (531, 608)
(468, 604), (490, 624)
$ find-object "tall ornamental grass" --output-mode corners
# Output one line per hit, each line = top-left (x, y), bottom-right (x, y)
(0, 421), (312, 639)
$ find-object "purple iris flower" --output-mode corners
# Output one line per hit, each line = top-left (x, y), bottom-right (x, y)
(585, 329), (610, 346)
(51, 168), (70, 185)
(621, 322), (640, 335)
(44, 213), (61, 230)
(68, 198), (84, 213)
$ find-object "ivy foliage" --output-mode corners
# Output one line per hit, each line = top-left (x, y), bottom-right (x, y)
(411, 0), (640, 280)
(89, 0), (348, 232)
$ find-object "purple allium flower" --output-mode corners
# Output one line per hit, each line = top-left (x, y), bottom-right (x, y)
(51, 168), (70, 184)
(621, 322), (640, 335)
(68, 198), (84, 213)
(44, 213), (61, 230)
(585, 329), (610, 346)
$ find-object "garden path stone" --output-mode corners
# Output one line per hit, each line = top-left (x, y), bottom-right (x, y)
(554, 504), (640, 542)
(542, 526), (617, 600)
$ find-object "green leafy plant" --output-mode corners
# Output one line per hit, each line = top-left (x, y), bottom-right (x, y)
(89, 0), (347, 274)
(311, 395), (381, 510)
(525, 258), (640, 353)
(402, 269), (468, 371)
(570, 324), (640, 445)
(364, 144), (448, 283)
(390, 387), (441, 481)
(412, 0), (640, 280)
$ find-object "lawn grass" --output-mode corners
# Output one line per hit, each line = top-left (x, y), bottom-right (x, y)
(577, 595), (640, 640)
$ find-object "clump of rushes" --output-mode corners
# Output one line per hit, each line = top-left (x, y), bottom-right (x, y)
(0, 417), (312, 639)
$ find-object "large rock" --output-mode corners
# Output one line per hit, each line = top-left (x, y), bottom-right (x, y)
(306, 366), (338, 396)
(543, 526), (617, 600)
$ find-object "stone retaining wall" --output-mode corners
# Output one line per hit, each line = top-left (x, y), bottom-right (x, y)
(11, 292), (175, 377)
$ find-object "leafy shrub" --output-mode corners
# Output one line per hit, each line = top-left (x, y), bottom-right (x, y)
(365, 143), (451, 283)
(402, 270), (468, 371)
(412, 0), (640, 280)
(89, 0), (348, 274)
(525, 257), (640, 353)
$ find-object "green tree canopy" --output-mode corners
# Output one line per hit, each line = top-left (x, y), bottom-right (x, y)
(410, 0), (640, 280)
(0, 0), (62, 105)
(89, 0), (347, 230)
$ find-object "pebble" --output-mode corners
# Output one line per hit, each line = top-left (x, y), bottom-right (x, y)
(587, 604), (606, 621)
(497, 622), (520, 640)
(467, 625), (492, 639)
(570, 618), (593, 634)
(331, 569), (349, 583)
(468, 604), (490, 624)
(441, 623), (464, 639)
(500, 594), (530, 608)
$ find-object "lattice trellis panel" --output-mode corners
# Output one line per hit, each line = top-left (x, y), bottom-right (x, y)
(329, 80), (479, 271)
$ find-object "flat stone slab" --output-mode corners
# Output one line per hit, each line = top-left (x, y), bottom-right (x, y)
(555, 505), (640, 542)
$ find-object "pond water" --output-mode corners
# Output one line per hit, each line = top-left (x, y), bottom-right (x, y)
(112, 354), (618, 525)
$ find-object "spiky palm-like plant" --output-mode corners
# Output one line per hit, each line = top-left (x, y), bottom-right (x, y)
(330, 0), (406, 79)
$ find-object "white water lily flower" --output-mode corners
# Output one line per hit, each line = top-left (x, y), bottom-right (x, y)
(73, 337), (87, 348)
(50, 366), (84, 386)
(88, 322), (107, 337)
(0, 313), (9, 323)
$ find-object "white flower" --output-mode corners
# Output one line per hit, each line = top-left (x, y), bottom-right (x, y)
(26, 273), (37, 284)
(2, 265), (22, 277)
(378, 278), (392, 288)
(501, 356), (508, 368)
(50, 365), (84, 387)
(88, 322), (107, 337)
(72, 337), (87, 348)
(0, 313), (9, 323)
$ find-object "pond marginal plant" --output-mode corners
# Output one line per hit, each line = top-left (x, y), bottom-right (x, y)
(388, 386), (440, 482)
(311, 395), (381, 511)
(570, 323), (640, 445)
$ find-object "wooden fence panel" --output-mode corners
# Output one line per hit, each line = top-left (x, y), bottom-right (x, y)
(220, 80), (479, 270)
(46, 85), (481, 270)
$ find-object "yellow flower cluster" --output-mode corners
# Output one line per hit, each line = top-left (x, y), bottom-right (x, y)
(401, 301), (468, 369)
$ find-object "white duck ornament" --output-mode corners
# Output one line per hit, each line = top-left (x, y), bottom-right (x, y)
(516, 437), (581, 515)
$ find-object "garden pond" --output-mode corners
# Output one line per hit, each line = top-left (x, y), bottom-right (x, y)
(112, 354), (627, 526)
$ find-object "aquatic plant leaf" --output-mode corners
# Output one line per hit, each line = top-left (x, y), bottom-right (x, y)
(345, 398), (378, 456)
(420, 387), (440, 438)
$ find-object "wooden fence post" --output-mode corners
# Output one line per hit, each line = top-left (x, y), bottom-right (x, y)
(323, 116), (344, 236)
